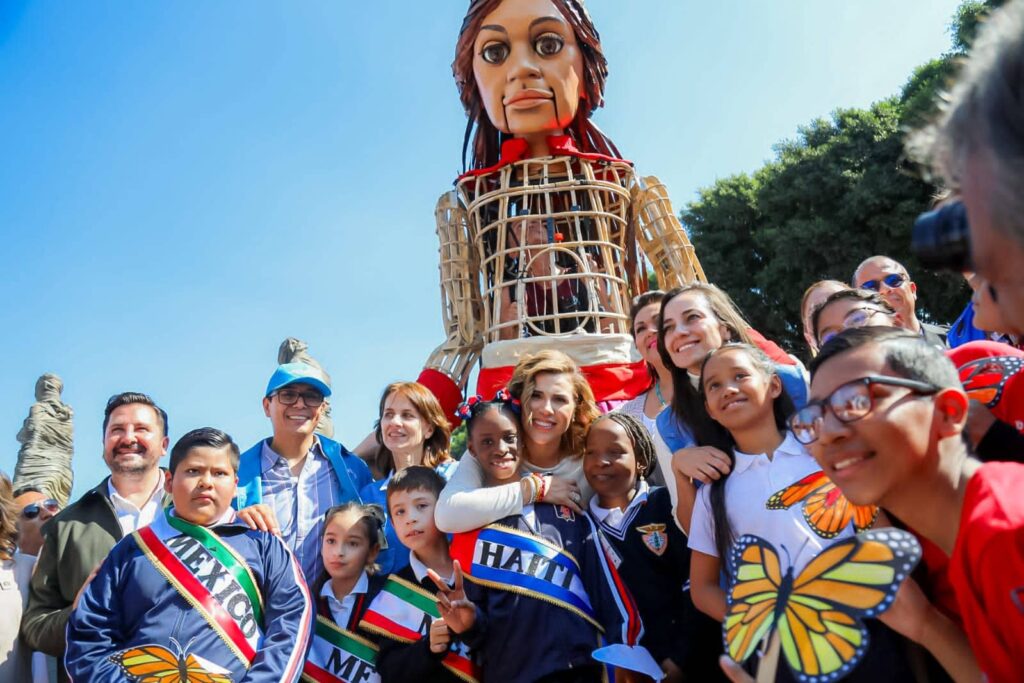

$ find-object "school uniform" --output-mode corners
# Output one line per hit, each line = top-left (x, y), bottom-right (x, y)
(451, 503), (658, 683)
(361, 555), (479, 683)
(65, 508), (313, 683)
(589, 482), (726, 680)
(688, 432), (918, 683)
(303, 571), (387, 683)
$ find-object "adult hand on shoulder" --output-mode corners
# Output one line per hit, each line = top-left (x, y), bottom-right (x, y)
(237, 504), (281, 535)
(72, 565), (101, 609)
(542, 476), (584, 513)
(672, 446), (731, 485)
(428, 560), (476, 634)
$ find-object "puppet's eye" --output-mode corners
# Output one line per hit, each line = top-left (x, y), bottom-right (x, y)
(481, 42), (509, 64)
(535, 33), (564, 57)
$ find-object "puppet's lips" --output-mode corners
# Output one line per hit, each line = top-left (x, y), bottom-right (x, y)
(505, 90), (552, 108)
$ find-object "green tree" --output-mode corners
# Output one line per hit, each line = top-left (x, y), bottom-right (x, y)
(450, 423), (467, 459)
(681, 0), (1000, 358)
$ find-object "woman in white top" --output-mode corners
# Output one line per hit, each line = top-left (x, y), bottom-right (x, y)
(434, 350), (600, 532)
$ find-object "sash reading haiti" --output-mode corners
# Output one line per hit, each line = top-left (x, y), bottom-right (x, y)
(449, 523), (601, 628)
(133, 509), (264, 666)
(359, 575), (480, 683)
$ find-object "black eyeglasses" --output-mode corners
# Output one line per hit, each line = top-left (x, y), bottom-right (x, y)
(819, 307), (891, 345)
(21, 499), (60, 520)
(790, 376), (940, 445)
(859, 273), (906, 292)
(274, 389), (325, 407)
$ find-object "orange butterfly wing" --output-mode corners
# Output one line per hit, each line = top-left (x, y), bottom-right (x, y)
(109, 644), (233, 683)
(767, 471), (878, 538)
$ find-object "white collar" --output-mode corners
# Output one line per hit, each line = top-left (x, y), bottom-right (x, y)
(731, 431), (806, 476)
(588, 480), (650, 522)
(409, 551), (452, 585)
(107, 474), (164, 510)
(320, 570), (369, 603)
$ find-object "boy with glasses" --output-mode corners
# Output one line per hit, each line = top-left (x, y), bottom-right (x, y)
(852, 255), (949, 347)
(797, 326), (1022, 682)
(235, 362), (373, 587)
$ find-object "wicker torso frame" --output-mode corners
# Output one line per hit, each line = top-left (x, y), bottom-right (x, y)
(426, 154), (705, 394)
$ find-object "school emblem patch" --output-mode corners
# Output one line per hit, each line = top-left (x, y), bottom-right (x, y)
(555, 505), (575, 522)
(636, 523), (668, 556)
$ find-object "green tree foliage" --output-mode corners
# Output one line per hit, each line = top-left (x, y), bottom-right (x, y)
(681, 0), (1001, 358)
(450, 423), (467, 459)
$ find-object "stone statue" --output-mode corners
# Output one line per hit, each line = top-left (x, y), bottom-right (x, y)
(277, 337), (335, 438)
(14, 373), (74, 506)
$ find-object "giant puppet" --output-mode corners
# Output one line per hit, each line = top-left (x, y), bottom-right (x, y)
(417, 0), (705, 420)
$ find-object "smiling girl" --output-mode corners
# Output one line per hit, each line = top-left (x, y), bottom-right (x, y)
(435, 350), (599, 533)
(305, 503), (387, 683)
(583, 414), (724, 683)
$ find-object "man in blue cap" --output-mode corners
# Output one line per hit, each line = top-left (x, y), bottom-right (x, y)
(234, 362), (372, 586)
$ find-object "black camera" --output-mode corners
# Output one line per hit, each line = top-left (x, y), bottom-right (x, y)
(911, 200), (971, 272)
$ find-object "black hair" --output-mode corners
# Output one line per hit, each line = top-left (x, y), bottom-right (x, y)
(12, 485), (43, 499)
(168, 428), (240, 474)
(385, 465), (446, 511)
(628, 290), (666, 337)
(696, 343), (796, 562)
(103, 391), (168, 437)
(588, 413), (656, 479)
(811, 289), (896, 342)
(462, 397), (522, 441)
(314, 502), (387, 595)
(810, 327), (961, 389)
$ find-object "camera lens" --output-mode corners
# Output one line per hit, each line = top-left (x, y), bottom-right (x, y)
(911, 200), (971, 272)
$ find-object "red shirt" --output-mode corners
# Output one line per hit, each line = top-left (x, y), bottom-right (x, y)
(948, 462), (1024, 683)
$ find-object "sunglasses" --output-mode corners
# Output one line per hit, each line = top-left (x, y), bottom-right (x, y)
(790, 376), (939, 445)
(274, 388), (325, 407)
(859, 273), (906, 292)
(21, 499), (60, 520)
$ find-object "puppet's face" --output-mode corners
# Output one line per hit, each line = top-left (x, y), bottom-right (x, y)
(472, 0), (585, 141)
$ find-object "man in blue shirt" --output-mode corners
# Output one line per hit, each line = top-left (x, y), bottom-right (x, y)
(234, 362), (373, 586)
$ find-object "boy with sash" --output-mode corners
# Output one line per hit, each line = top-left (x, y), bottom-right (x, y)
(235, 362), (374, 588)
(66, 427), (313, 682)
(359, 467), (479, 683)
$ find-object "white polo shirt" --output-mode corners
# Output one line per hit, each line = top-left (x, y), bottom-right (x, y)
(688, 432), (856, 573)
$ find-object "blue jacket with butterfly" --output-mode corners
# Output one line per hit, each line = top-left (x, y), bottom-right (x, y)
(65, 510), (314, 683)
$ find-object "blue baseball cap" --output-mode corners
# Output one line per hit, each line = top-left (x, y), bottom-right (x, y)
(265, 362), (332, 398)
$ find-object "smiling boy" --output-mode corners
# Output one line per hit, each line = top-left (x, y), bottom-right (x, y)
(800, 327), (1023, 682)
(65, 428), (313, 682)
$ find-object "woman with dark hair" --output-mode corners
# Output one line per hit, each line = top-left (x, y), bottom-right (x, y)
(652, 284), (808, 531)
(359, 382), (459, 574)
(0, 473), (33, 681)
(416, 0), (707, 428)
(618, 291), (674, 432)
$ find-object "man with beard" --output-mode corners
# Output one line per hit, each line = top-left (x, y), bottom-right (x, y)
(21, 391), (169, 683)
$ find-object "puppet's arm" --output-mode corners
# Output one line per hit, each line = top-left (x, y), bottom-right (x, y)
(418, 191), (483, 422)
(633, 175), (706, 288)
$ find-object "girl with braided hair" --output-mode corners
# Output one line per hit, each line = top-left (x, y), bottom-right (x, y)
(583, 414), (725, 682)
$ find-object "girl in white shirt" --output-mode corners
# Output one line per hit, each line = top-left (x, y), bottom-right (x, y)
(686, 343), (858, 622)
(305, 502), (388, 682)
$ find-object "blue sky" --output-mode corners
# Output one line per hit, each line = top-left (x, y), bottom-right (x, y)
(0, 0), (962, 495)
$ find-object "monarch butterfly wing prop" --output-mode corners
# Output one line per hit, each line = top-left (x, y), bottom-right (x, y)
(958, 356), (1024, 407)
(765, 471), (828, 511)
(108, 645), (185, 683)
(723, 535), (786, 665)
(802, 482), (880, 538)
(776, 528), (922, 683)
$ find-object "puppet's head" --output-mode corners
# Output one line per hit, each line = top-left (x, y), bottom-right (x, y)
(454, 0), (616, 170)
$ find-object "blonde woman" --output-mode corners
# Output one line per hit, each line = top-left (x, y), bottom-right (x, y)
(435, 350), (600, 532)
